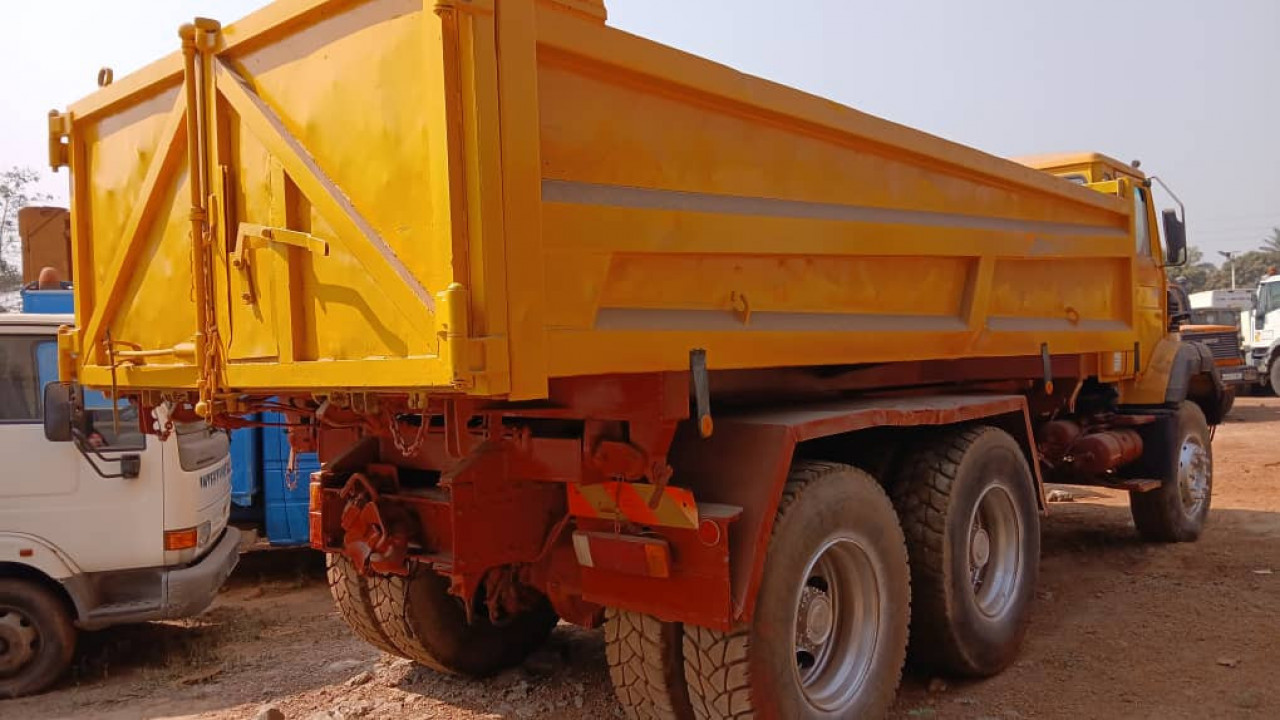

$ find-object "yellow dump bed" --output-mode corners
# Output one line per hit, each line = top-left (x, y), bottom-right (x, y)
(58, 0), (1153, 402)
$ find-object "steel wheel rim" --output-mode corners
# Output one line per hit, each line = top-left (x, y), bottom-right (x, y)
(1177, 435), (1211, 518)
(968, 484), (1023, 620)
(791, 535), (882, 713)
(0, 606), (39, 677)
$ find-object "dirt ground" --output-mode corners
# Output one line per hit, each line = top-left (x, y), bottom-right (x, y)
(7, 398), (1280, 720)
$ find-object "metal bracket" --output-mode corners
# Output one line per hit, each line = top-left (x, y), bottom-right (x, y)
(230, 222), (329, 303)
(47, 110), (70, 170)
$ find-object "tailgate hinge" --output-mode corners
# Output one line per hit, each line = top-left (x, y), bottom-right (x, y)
(47, 110), (71, 170)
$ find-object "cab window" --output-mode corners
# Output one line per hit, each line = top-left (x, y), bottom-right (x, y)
(0, 335), (43, 422)
(1133, 187), (1151, 257)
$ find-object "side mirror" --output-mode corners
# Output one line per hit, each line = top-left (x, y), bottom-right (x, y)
(1162, 209), (1187, 267)
(43, 382), (74, 442)
(1259, 314), (1267, 331)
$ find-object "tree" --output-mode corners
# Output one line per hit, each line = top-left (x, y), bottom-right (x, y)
(0, 166), (52, 293)
(1263, 227), (1280, 254)
(1167, 245), (1217, 293)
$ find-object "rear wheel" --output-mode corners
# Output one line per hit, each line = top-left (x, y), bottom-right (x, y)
(605, 609), (694, 720)
(893, 426), (1040, 677)
(326, 553), (402, 656)
(369, 566), (558, 676)
(0, 579), (76, 698)
(1130, 402), (1213, 542)
(683, 461), (910, 719)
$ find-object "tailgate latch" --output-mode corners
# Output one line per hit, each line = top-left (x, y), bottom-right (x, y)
(230, 222), (329, 303)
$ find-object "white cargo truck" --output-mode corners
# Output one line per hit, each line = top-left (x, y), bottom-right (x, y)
(1242, 275), (1280, 390)
(0, 313), (239, 698)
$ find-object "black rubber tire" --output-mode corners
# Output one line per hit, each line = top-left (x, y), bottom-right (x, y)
(683, 461), (910, 720)
(369, 566), (558, 676)
(1219, 388), (1236, 419)
(0, 579), (76, 699)
(325, 553), (403, 656)
(1270, 360), (1280, 397)
(605, 609), (694, 720)
(893, 426), (1041, 678)
(1130, 402), (1213, 543)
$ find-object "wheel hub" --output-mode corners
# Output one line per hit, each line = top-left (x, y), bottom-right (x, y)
(1177, 437), (1210, 517)
(0, 608), (38, 676)
(801, 589), (834, 647)
(970, 527), (992, 568)
(790, 537), (883, 714)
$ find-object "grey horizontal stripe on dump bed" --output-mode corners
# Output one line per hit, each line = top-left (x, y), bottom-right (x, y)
(543, 180), (1126, 238)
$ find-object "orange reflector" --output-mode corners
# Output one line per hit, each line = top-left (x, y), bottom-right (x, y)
(309, 478), (322, 513)
(19, 548), (33, 558)
(164, 527), (198, 551)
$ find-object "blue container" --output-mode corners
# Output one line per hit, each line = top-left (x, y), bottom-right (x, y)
(260, 412), (317, 546)
(229, 418), (262, 509)
(20, 284), (73, 314)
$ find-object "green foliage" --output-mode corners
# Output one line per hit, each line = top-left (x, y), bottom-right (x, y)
(0, 166), (52, 293)
(1168, 229), (1280, 294)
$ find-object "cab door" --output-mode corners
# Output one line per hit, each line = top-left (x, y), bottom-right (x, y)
(1125, 180), (1169, 360)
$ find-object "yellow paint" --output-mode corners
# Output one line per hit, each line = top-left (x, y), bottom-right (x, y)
(60, 0), (1175, 407)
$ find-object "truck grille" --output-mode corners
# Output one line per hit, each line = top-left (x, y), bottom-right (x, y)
(1185, 330), (1241, 361)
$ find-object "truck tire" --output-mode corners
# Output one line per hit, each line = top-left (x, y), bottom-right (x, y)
(369, 566), (557, 676)
(893, 426), (1040, 678)
(683, 462), (909, 719)
(325, 554), (402, 656)
(1130, 402), (1213, 543)
(0, 579), (76, 698)
(1271, 359), (1280, 397)
(1218, 388), (1236, 419)
(605, 609), (694, 720)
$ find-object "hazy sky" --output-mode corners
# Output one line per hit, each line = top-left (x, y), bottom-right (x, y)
(2, 0), (1276, 258)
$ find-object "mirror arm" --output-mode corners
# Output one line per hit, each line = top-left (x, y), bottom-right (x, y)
(70, 429), (142, 479)
(1149, 175), (1185, 222)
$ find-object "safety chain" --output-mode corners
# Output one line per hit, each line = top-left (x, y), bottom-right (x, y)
(389, 410), (430, 458)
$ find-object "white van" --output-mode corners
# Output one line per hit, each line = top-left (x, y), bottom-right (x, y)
(0, 313), (239, 698)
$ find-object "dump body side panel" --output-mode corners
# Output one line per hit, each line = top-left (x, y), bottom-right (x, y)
(63, 0), (1160, 406)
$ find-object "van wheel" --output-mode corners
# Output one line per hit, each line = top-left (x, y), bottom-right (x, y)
(893, 426), (1040, 677)
(683, 462), (910, 719)
(369, 566), (557, 676)
(605, 609), (694, 720)
(0, 579), (76, 698)
(326, 554), (403, 656)
(1130, 402), (1213, 542)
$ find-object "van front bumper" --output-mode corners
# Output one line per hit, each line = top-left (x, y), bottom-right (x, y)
(73, 527), (241, 630)
(163, 526), (242, 618)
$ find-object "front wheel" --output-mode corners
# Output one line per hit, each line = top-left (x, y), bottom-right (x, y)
(0, 579), (77, 698)
(683, 461), (910, 719)
(1130, 402), (1213, 542)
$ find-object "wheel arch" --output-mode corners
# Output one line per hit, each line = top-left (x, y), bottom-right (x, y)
(0, 561), (81, 627)
(1166, 341), (1228, 424)
(669, 394), (1044, 624)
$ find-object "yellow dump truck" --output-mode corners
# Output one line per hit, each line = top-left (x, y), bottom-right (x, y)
(49, 1), (1225, 717)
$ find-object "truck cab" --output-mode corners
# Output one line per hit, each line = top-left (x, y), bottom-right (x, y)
(0, 307), (239, 698)
(1244, 273), (1280, 390)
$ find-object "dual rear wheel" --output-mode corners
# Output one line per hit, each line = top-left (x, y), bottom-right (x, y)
(608, 427), (1041, 720)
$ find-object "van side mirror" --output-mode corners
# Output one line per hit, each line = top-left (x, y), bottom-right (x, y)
(1162, 210), (1187, 266)
(44, 382), (74, 442)
(1162, 209), (1187, 267)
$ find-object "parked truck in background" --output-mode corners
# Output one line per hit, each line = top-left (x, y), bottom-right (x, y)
(1179, 289), (1257, 415)
(1243, 273), (1280, 392)
(48, 2), (1225, 717)
(1, 297), (238, 698)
